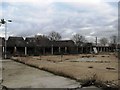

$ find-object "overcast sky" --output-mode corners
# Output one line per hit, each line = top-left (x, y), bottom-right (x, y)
(0, 0), (119, 42)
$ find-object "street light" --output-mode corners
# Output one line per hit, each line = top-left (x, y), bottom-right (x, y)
(0, 19), (12, 59)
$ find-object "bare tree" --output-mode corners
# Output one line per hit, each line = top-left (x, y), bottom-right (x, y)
(99, 37), (108, 46)
(72, 34), (86, 46)
(35, 35), (48, 40)
(110, 35), (117, 44)
(110, 35), (118, 51)
(48, 31), (61, 41)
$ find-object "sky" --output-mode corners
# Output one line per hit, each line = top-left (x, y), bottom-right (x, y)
(0, 0), (119, 43)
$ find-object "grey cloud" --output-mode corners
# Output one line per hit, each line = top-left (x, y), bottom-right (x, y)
(0, 1), (118, 42)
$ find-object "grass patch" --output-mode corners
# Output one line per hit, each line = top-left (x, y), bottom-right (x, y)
(11, 56), (119, 89)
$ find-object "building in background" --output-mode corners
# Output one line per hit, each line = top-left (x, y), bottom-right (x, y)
(0, 36), (118, 58)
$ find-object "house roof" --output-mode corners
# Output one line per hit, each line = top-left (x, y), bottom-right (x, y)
(35, 36), (51, 47)
(25, 37), (36, 47)
(6, 36), (75, 47)
(25, 37), (75, 47)
(7, 37), (26, 47)
(25, 37), (51, 47)
(50, 40), (75, 47)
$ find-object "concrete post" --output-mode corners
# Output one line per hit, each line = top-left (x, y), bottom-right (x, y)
(25, 47), (27, 56)
(65, 47), (67, 53)
(59, 47), (61, 53)
(51, 45), (53, 55)
(14, 46), (17, 54)
(104, 46), (105, 52)
(102, 47), (104, 52)
(101, 47), (102, 52)
(102, 47), (103, 52)
(3, 47), (4, 54)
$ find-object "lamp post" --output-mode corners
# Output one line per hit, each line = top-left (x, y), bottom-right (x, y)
(0, 19), (12, 59)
